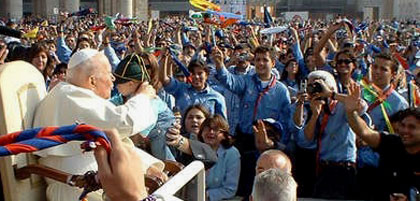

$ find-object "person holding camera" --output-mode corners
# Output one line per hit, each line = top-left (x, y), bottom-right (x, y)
(293, 70), (370, 199)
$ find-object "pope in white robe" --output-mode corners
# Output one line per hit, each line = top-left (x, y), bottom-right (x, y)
(32, 49), (162, 201)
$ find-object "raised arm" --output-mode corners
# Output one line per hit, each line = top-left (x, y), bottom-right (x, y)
(313, 23), (343, 66)
(159, 49), (171, 86)
(132, 29), (144, 54)
(342, 83), (381, 148)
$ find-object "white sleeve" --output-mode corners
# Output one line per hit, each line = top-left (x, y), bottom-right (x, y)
(120, 94), (158, 135)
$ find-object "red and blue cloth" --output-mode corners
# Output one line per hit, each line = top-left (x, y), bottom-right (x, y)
(0, 124), (111, 156)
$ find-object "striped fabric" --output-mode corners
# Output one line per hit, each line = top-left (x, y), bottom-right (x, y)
(0, 124), (110, 156)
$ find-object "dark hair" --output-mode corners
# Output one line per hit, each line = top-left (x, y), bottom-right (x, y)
(334, 49), (356, 62)
(26, 42), (54, 79)
(70, 38), (93, 56)
(187, 60), (210, 75)
(234, 43), (250, 51)
(52, 63), (68, 76)
(374, 52), (400, 73)
(281, 59), (302, 86)
(254, 45), (276, 61)
(182, 105), (211, 133)
(198, 114), (233, 149)
(6, 42), (29, 62)
(401, 107), (420, 121)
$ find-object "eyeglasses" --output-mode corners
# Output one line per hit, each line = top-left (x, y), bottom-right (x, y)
(204, 126), (224, 133)
(337, 59), (354, 65)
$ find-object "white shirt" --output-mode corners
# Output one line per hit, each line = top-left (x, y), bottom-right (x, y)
(33, 82), (162, 174)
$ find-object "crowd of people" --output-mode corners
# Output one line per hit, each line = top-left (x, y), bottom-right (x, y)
(0, 8), (419, 201)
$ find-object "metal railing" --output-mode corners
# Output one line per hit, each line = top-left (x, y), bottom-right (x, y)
(153, 161), (206, 201)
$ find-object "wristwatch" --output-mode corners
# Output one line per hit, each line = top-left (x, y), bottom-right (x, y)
(174, 136), (185, 149)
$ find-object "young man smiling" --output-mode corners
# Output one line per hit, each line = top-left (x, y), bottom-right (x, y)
(212, 45), (292, 199)
(365, 53), (408, 132)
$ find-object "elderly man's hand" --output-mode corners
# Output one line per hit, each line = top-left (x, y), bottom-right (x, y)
(94, 129), (147, 201)
(135, 81), (156, 99)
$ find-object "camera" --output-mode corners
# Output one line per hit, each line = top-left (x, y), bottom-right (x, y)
(307, 82), (323, 94)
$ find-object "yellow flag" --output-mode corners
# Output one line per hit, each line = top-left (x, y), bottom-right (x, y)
(190, 0), (221, 11)
(41, 20), (48, 27)
(23, 27), (39, 39)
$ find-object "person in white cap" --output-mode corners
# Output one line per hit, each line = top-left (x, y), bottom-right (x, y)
(33, 49), (162, 201)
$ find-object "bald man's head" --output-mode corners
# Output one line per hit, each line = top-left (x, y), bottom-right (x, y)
(256, 150), (292, 174)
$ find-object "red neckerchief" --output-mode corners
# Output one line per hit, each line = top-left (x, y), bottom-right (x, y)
(367, 84), (394, 113)
(316, 100), (338, 174)
(253, 75), (277, 120)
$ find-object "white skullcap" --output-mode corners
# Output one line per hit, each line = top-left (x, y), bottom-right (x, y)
(68, 48), (100, 69)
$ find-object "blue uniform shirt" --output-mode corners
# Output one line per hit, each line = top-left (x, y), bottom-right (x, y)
(216, 67), (292, 144)
(206, 146), (241, 201)
(215, 65), (255, 136)
(164, 77), (227, 119)
(56, 37), (71, 64)
(109, 93), (175, 160)
(295, 102), (361, 163)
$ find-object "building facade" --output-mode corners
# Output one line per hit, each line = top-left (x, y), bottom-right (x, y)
(246, 0), (276, 19)
(247, 0), (418, 20)
(0, 0), (149, 21)
(393, 0), (419, 20)
(1, 0), (416, 21)
(148, 0), (191, 17)
(219, 0), (247, 17)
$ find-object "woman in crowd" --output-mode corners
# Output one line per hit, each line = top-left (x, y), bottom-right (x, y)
(198, 115), (240, 201)
(166, 104), (218, 169)
(333, 49), (358, 94)
(27, 42), (54, 81)
(281, 58), (303, 102)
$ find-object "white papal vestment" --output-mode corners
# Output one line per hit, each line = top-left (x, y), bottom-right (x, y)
(33, 82), (162, 201)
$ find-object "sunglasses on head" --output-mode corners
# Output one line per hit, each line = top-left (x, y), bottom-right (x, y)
(337, 59), (354, 65)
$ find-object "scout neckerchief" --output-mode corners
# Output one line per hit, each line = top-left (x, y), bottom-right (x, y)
(315, 100), (338, 174)
(361, 79), (395, 133)
(253, 74), (277, 120)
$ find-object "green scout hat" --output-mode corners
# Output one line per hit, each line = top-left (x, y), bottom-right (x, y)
(113, 53), (151, 84)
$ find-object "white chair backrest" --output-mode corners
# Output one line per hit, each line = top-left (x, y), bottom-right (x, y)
(153, 161), (205, 201)
(0, 61), (47, 201)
